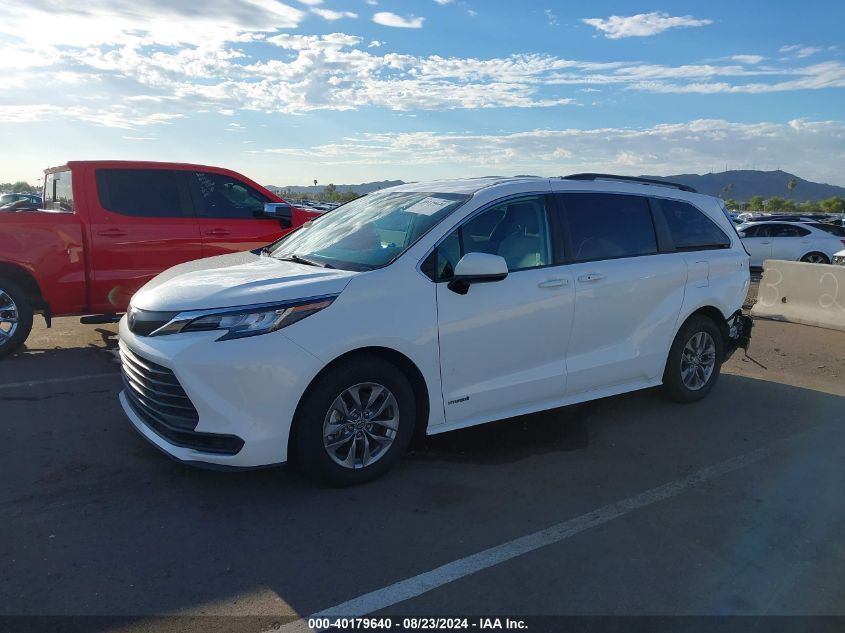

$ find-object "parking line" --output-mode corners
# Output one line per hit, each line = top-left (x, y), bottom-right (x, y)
(280, 427), (825, 632)
(0, 372), (119, 392)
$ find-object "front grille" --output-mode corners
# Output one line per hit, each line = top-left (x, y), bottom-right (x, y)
(120, 346), (199, 430)
(120, 345), (244, 455)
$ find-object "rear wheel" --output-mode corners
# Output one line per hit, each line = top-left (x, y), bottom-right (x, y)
(292, 357), (416, 486)
(0, 280), (33, 359)
(800, 252), (830, 264)
(662, 315), (724, 403)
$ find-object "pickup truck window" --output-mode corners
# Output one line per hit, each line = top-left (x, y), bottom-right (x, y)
(44, 170), (74, 212)
(95, 169), (193, 217)
(191, 171), (269, 219)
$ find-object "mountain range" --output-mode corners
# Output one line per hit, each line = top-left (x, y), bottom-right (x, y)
(267, 170), (845, 201)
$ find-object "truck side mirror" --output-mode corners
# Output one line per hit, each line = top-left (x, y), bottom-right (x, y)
(260, 202), (293, 228)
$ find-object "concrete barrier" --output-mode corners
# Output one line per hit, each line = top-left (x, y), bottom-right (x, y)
(751, 259), (845, 332)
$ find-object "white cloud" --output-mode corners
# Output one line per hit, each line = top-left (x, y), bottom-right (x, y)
(368, 40), (384, 48)
(311, 8), (357, 20)
(433, 0), (453, 4)
(296, 0), (323, 5)
(780, 44), (824, 59)
(583, 12), (712, 39)
(372, 12), (425, 28)
(247, 119), (845, 185)
(544, 9), (559, 27)
(0, 0), (305, 47)
(731, 55), (765, 65)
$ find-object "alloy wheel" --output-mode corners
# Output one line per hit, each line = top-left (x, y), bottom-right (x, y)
(802, 253), (827, 264)
(322, 382), (400, 469)
(0, 289), (19, 342)
(680, 331), (716, 391)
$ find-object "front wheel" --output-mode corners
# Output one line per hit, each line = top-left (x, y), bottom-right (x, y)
(662, 315), (724, 403)
(0, 281), (34, 359)
(292, 357), (416, 486)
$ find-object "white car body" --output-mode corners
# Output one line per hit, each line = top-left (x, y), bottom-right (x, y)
(737, 221), (845, 267)
(118, 177), (750, 472)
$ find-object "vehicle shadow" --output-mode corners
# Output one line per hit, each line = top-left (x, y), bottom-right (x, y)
(2, 374), (843, 627)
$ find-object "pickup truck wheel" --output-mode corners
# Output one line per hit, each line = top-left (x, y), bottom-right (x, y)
(0, 281), (33, 358)
(662, 315), (724, 403)
(292, 357), (416, 486)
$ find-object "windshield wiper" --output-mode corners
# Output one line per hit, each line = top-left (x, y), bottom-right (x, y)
(276, 253), (335, 269)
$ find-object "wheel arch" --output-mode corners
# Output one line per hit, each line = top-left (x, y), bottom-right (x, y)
(676, 305), (730, 356)
(287, 345), (431, 460)
(0, 262), (46, 313)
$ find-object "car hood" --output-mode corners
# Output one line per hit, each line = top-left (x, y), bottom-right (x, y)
(131, 251), (358, 312)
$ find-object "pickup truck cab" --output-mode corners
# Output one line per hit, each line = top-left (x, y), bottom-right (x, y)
(0, 160), (318, 357)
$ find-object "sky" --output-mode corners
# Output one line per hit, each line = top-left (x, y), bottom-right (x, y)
(0, 0), (844, 188)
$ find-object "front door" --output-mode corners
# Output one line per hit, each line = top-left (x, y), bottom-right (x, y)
(189, 170), (290, 257)
(739, 224), (773, 267)
(433, 195), (574, 427)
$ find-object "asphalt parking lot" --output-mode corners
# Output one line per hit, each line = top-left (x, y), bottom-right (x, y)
(2, 282), (845, 632)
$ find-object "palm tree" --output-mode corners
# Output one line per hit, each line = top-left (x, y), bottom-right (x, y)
(787, 178), (797, 199)
(720, 183), (733, 199)
(313, 179), (318, 188)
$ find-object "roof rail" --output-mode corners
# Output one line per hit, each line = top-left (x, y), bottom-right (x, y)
(562, 173), (697, 193)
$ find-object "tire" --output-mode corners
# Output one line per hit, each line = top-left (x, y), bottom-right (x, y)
(661, 315), (724, 403)
(0, 280), (34, 359)
(800, 252), (830, 265)
(292, 356), (416, 486)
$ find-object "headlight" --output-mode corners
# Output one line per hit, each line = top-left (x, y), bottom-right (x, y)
(151, 296), (337, 340)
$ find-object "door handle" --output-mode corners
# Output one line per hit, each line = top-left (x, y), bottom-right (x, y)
(760, 240), (772, 244)
(97, 228), (128, 237)
(538, 278), (570, 289)
(577, 273), (605, 283)
(205, 229), (230, 237)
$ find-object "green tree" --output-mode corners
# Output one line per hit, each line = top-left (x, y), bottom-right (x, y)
(765, 197), (796, 212)
(787, 177), (798, 198)
(0, 181), (37, 193)
(819, 196), (845, 214)
(748, 195), (764, 212)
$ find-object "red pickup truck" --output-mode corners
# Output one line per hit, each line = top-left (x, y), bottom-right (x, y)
(0, 160), (319, 357)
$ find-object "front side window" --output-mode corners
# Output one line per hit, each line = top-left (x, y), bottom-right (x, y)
(428, 196), (552, 281)
(655, 198), (731, 251)
(560, 193), (657, 262)
(96, 169), (191, 217)
(270, 191), (469, 271)
(44, 170), (74, 212)
(192, 172), (269, 219)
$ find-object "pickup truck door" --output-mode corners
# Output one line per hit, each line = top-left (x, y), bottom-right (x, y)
(84, 167), (203, 313)
(188, 170), (292, 257)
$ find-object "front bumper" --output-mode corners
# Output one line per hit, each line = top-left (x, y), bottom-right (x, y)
(832, 252), (845, 266)
(117, 316), (324, 468)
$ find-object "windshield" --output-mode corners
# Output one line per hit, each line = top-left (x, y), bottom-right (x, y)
(269, 190), (470, 271)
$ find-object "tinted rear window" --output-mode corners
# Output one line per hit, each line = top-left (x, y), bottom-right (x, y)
(810, 222), (845, 237)
(96, 169), (192, 217)
(558, 193), (657, 262)
(655, 199), (731, 251)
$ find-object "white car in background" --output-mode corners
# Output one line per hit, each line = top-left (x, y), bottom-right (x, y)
(736, 221), (845, 267)
(833, 250), (845, 266)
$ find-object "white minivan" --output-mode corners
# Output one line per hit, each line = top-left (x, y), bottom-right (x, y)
(118, 175), (752, 485)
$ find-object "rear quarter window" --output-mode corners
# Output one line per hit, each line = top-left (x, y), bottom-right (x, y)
(653, 199), (731, 251)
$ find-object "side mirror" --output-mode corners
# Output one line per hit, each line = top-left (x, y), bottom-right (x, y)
(447, 252), (508, 295)
(260, 202), (293, 228)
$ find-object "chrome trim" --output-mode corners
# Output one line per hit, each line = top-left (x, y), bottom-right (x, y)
(149, 294), (339, 336)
